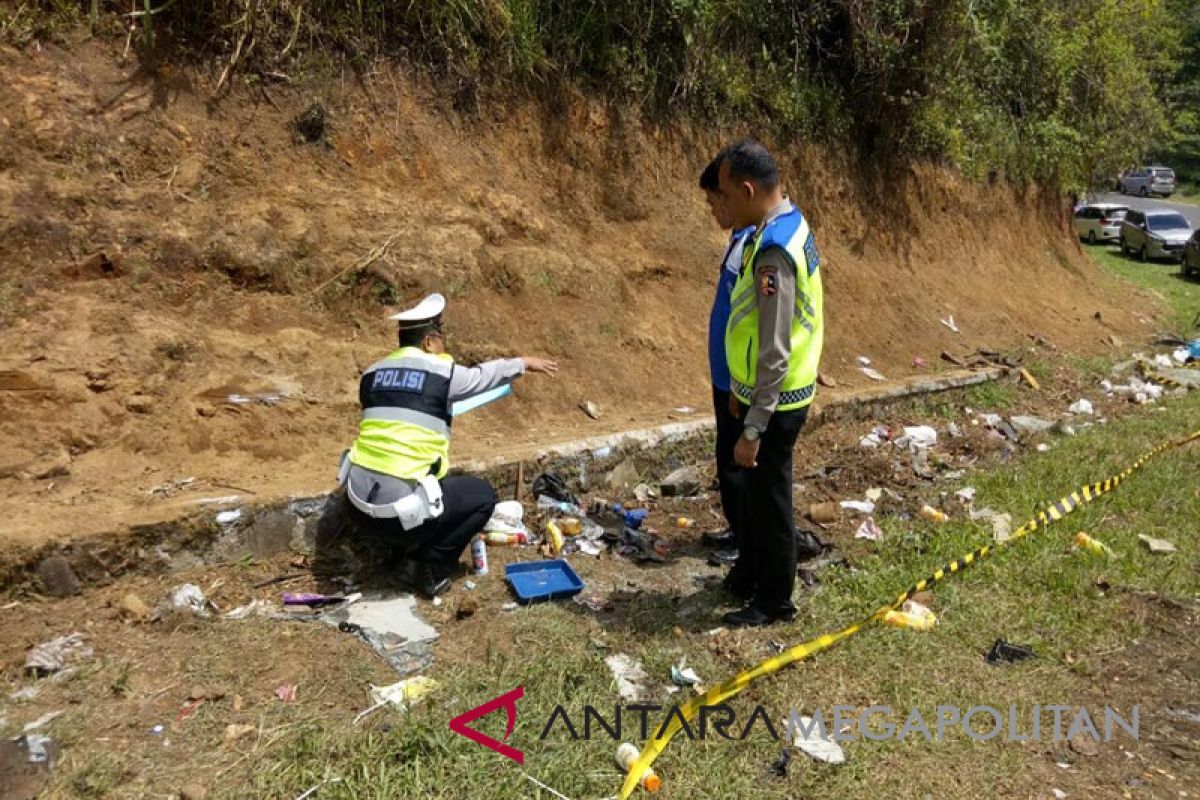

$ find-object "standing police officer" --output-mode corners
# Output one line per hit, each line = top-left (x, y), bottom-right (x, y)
(717, 140), (825, 627)
(336, 293), (557, 597)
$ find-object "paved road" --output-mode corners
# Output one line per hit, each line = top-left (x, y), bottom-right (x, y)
(1090, 191), (1200, 228)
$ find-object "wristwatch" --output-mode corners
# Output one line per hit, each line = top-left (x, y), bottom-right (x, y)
(742, 425), (761, 442)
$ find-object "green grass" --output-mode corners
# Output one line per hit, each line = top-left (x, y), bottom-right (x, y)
(1173, 182), (1200, 205)
(1084, 243), (1199, 335)
(234, 391), (1200, 799)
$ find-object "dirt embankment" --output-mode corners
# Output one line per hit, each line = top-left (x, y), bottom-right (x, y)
(0, 35), (1161, 554)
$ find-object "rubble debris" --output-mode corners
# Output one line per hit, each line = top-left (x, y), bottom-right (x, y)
(215, 509), (242, 525)
(24, 633), (92, 677)
(1138, 535), (1176, 554)
(839, 499), (875, 515)
(660, 465), (701, 497)
(954, 487), (977, 504)
(669, 663), (702, 687)
(1009, 415), (1055, 436)
(36, 555), (81, 598)
(606, 653), (649, 702)
(808, 502), (841, 524)
(895, 425), (937, 451)
(118, 593), (154, 622)
(859, 425), (890, 448)
(533, 472), (579, 506)
(940, 315), (960, 333)
(1067, 398), (1094, 416)
(323, 594), (438, 677)
(171, 583), (211, 616)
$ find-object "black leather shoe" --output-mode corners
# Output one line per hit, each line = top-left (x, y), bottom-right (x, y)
(707, 548), (739, 567)
(702, 528), (737, 547)
(722, 605), (796, 628)
(399, 560), (452, 599)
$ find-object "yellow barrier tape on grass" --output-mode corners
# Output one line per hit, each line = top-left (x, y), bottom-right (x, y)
(618, 425), (1200, 799)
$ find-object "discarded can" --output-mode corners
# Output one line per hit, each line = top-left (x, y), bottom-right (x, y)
(616, 742), (662, 793)
(546, 520), (565, 555)
(675, 517), (695, 529)
(1074, 531), (1115, 558)
(920, 504), (948, 523)
(484, 531), (528, 546)
(559, 517), (582, 536)
(471, 537), (489, 575)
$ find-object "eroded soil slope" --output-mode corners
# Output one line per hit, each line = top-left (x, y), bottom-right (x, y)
(0, 35), (1160, 550)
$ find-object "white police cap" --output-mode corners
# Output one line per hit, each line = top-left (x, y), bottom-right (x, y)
(388, 293), (446, 327)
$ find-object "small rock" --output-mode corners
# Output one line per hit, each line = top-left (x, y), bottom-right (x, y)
(606, 458), (639, 490)
(117, 593), (153, 622)
(817, 373), (837, 388)
(660, 465), (701, 497)
(578, 400), (600, 420)
(1009, 415), (1054, 436)
(1138, 535), (1177, 554)
(180, 784), (208, 800)
(125, 395), (155, 414)
(1106, 334), (1123, 349)
(36, 555), (81, 598)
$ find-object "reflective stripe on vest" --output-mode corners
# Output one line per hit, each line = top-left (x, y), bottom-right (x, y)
(724, 205), (824, 412)
(349, 347), (455, 480)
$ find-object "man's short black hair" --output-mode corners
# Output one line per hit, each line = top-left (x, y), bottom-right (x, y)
(698, 152), (722, 191)
(721, 138), (780, 190)
(398, 322), (440, 348)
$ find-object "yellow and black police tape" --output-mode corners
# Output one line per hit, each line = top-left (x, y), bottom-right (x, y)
(618, 422), (1200, 798)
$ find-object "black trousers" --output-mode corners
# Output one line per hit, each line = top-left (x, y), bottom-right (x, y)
(731, 405), (809, 614)
(712, 387), (745, 545)
(347, 475), (498, 570)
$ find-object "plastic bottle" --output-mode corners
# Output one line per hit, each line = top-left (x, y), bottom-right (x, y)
(471, 538), (488, 575)
(920, 504), (948, 523)
(616, 742), (661, 793)
(484, 531), (528, 546)
(546, 520), (565, 554)
(1074, 531), (1115, 558)
(537, 495), (583, 517)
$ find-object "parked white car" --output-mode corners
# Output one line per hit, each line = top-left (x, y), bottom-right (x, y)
(1074, 203), (1128, 244)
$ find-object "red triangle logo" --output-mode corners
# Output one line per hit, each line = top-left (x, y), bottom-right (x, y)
(448, 686), (525, 764)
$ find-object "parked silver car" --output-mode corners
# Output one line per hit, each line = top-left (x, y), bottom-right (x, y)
(1119, 209), (1192, 261)
(1074, 203), (1128, 243)
(1119, 166), (1176, 197)
(1183, 230), (1200, 278)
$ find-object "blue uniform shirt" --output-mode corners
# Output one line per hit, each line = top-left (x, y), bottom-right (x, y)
(708, 226), (755, 391)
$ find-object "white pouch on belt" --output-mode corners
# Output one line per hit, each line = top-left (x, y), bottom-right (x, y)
(394, 476), (445, 531)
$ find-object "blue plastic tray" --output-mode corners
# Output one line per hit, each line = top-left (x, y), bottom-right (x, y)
(505, 559), (585, 603)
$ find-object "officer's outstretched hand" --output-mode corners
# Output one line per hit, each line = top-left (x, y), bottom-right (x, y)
(522, 356), (559, 376)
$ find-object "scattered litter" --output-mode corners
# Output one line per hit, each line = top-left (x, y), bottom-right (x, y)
(789, 715), (846, 763)
(294, 777), (344, 800)
(978, 412), (1003, 428)
(592, 445), (613, 459)
(578, 400), (601, 420)
(895, 425), (938, 452)
(919, 505), (948, 523)
(1154, 353), (1173, 368)
(633, 483), (657, 503)
(985, 639), (1036, 665)
(1067, 398), (1094, 416)
(947, 422), (963, 438)
(617, 742), (662, 792)
(324, 594), (439, 677)
(606, 654), (649, 702)
(532, 473), (579, 506)
(954, 487), (977, 504)
(194, 495), (242, 506)
(864, 488), (883, 502)
(148, 477), (196, 497)
(282, 592), (352, 607)
(1036, 443), (1050, 452)
(857, 355), (872, 366)
(22, 710), (63, 732)
(912, 357), (927, 369)
(224, 723), (256, 743)
(940, 315), (960, 333)
(484, 501), (528, 536)
(1074, 532), (1115, 558)
(1138, 535), (1177, 554)
(808, 502), (841, 524)
(1009, 415), (1054, 435)
(1055, 761), (1071, 770)
(10, 686), (40, 701)
(24, 633), (91, 677)
(673, 406), (695, 414)
(1052, 789), (1067, 799)
(151, 724), (165, 735)
(215, 509), (242, 525)
(432, 597), (443, 607)
(882, 600), (937, 631)
(576, 540), (603, 557)
(859, 425), (890, 448)
(24, 733), (55, 765)
(1019, 368), (1040, 390)
(506, 559), (585, 602)
(521, 770), (578, 800)
(839, 500), (875, 515)
(502, 602), (518, 611)
(463, 581), (476, 591)
(223, 600), (271, 620)
(989, 513), (1013, 542)
(670, 664), (702, 687)
(117, 592), (154, 622)
(274, 683), (297, 703)
(861, 367), (886, 382)
(855, 518), (884, 541)
(770, 747), (792, 777)
(171, 583), (210, 616)
(354, 676), (440, 724)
